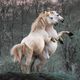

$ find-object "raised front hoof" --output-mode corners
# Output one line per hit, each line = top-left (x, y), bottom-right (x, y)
(59, 38), (64, 44)
(68, 32), (74, 36)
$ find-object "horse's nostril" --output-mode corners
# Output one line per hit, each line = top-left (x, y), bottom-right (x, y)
(61, 19), (64, 23)
(54, 22), (58, 26)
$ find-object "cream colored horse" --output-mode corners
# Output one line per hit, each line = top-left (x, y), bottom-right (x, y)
(10, 12), (54, 73)
(11, 11), (73, 73)
(31, 11), (73, 72)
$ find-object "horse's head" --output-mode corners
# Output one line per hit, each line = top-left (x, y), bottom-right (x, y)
(31, 10), (64, 32)
(44, 11), (64, 25)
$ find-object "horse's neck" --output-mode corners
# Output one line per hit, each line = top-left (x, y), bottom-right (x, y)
(30, 29), (46, 36)
(46, 25), (58, 38)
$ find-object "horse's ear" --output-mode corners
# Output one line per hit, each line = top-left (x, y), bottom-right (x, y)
(41, 10), (49, 16)
(45, 12), (49, 16)
(43, 11), (49, 16)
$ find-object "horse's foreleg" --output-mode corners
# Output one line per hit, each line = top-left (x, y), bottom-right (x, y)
(58, 31), (70, 38)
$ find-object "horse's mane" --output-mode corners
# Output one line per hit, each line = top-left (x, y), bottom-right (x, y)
(31, 12), (48, 32)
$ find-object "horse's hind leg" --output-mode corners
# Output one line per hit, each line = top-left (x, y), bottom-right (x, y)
(30, 57), (36, 72)
(36, 53), (47, 72)
(21, 51), (33, 74)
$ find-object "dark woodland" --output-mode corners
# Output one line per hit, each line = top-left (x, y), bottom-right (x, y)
(0, 0), (80, 80)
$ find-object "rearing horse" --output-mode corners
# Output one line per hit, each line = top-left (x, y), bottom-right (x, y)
(10, 11), (56, 73)
(31, 11), (73, 72)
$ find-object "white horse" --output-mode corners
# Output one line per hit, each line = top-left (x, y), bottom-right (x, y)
(31, 11), (73, 72)
(11, 11), (73, 73)
(45, 11), (73, 56)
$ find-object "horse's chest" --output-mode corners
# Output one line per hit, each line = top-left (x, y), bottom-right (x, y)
(47, 29), (58, 38)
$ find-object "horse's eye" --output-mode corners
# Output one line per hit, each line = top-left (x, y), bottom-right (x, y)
(50, 17), (53, 19)
(57, 14), (59, 16)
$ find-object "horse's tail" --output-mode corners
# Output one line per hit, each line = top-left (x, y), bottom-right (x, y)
(10, 43), (32, 64)
(10, 43), (25, 63)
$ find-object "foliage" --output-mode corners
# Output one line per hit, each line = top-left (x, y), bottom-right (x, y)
(0, 0), (80, 80)
(0, 72), (76, 80)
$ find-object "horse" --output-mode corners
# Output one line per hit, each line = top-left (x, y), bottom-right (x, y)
(31, 10), (73, 72)
(10, 11), (56, 73)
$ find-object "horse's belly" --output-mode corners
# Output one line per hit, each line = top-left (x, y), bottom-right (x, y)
(47, 41), (58, 54)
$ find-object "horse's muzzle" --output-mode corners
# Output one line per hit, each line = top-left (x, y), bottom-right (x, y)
(61, 19), (64, 23)
(54, 22), (58, 26)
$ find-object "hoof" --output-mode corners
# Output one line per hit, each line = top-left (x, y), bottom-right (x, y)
(68, 32), (74, 36)
(59, 38), (64, 44)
